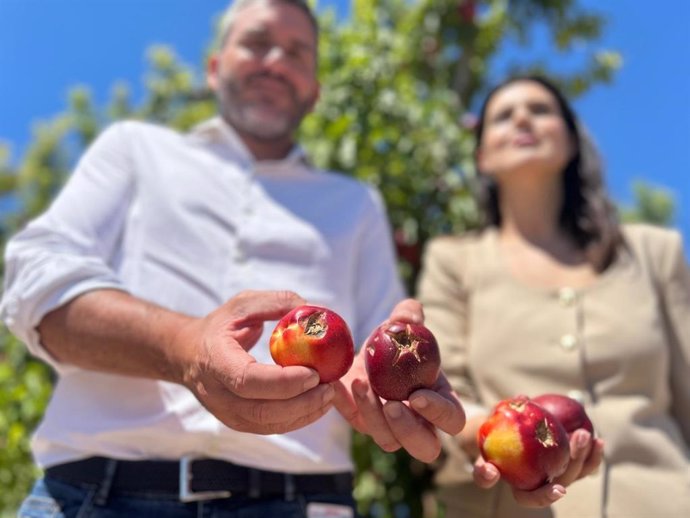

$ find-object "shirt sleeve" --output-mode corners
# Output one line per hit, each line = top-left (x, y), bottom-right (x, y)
(351, 186), (406, 347)
(659, 231), (690, 445)
(1, 122), (135, 372)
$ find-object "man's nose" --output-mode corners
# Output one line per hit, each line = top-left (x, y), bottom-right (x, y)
(260, 45), (293, 79)
(263, 45), (289, 67)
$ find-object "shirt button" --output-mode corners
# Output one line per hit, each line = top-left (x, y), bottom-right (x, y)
(558, 287), (578, 306)
(559, 334), (578, 351)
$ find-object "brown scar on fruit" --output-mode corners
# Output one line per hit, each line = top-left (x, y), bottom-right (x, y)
(509, 399), (528, 412)
(386, 325), (425, 365)
(536, 419), (557, 447)
(300, 312), (327, 338)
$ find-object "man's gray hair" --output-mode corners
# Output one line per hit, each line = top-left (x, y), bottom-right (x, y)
(216, 0), (319, 49)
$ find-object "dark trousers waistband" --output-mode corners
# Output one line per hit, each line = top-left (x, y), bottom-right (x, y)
(45, 456), (353, 502)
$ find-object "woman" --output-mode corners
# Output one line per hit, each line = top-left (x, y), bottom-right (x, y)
(417, 75), (690, 517)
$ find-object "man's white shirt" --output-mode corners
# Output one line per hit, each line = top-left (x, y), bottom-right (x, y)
(1, 117), (404, 473)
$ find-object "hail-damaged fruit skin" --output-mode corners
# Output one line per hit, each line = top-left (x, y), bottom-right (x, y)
(364, 321), (441, 401)
(478, 395), (571, 491)
(532, 393), (595, 436)
(269, 305), (354, 383)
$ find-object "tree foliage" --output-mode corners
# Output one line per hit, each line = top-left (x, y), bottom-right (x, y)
(0, 1), (633, 515)
(620, 181), (676, 226)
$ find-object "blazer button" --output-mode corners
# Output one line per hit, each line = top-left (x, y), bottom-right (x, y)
(558, 287), (578, 306)
(559, 334), (578, 351)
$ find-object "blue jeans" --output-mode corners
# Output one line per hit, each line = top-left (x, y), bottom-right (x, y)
(18, 478), (358, 518)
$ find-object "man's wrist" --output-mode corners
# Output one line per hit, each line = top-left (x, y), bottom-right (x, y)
(155, 309), (200, 387)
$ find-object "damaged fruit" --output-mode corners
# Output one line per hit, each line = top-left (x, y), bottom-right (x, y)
(532, 393), (594, 436)
(364, 321), (441, 401)
(478, 395), (570, 490)
(269, 305), (354, 383)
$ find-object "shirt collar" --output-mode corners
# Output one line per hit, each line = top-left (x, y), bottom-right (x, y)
(189, 116), (310, 170)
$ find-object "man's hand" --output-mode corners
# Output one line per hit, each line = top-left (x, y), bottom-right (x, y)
(175, 290), (336, 435)
(332, 298), (466, 463)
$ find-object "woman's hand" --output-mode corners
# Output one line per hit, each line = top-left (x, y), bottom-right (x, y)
(473, 428), (605, 507)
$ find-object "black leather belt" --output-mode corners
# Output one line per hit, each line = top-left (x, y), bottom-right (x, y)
(45, 456), (353, 503)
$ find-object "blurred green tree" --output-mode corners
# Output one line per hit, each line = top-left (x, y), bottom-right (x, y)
(0, 1), (626, 516)
(620, 181), (676, 226)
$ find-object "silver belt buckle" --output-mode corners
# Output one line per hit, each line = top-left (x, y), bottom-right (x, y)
(179, 456), (232, 502)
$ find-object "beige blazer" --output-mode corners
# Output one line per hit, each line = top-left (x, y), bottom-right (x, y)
(417, 224), (690, 518)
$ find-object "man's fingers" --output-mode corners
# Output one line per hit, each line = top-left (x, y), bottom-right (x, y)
(275, 402), (337, 434)
(223, 359), (321, 400)
(352, 378), (401, 453)
(222, 388), (336, 435)
(187, 290), (340, 436)
(243, 383), (335, 425)
(408, 385), (465, 436)
(230, 323), (265, 351)
(214, 382), (335, 432)
(331, 380), (367, 433)
(201, 350), (336, 434)
(383, 401), (441, 463)
(226, 290), (306, 327)
(387, 298), (424, 324)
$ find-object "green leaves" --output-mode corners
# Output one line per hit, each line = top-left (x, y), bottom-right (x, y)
(0, 336), (53, 513)
(303, 2), (480, 263)
(620, 181), (676, 226)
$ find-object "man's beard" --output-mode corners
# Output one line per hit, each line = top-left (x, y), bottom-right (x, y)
(216, 72), (313, 141)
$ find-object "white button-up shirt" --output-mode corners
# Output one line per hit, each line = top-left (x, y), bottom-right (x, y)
(1, 117), (405, 473)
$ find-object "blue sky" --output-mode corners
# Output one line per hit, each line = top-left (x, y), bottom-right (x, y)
(1, 0), (688, 246)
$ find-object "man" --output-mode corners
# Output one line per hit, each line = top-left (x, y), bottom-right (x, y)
(1, 0), (464, 515)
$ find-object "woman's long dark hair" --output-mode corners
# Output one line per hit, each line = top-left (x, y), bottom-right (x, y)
(474, 75), (622, 269)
